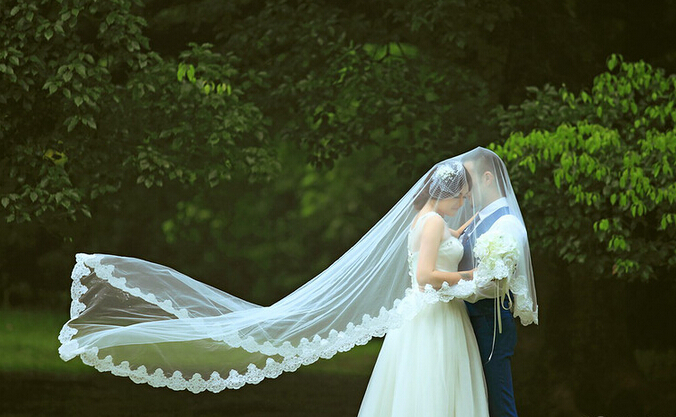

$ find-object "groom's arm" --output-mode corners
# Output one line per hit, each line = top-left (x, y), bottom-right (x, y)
(462, 277), (501, 303)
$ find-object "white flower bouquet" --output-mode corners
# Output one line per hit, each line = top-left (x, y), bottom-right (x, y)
(473, 230), (519, 286)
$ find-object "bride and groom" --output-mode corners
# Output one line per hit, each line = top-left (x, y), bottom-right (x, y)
(358, 149), (536, 417)
(58, 148), (537, 417)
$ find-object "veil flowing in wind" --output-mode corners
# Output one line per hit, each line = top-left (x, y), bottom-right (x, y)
(58, 147), (537, 393)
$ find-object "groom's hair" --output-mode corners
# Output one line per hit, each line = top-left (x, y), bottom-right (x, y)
(473, 151), (506, 197)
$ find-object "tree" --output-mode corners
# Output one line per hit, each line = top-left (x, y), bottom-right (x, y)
(494, 55), (676, 280)
(492, 55), (676, 415)
(0, 0), (276, 231)
(0, 0), (507, 311)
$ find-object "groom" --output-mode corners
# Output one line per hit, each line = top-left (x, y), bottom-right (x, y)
(459, 150), (528, 417)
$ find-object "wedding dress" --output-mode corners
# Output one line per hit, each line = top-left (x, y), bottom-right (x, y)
(357, 212), (489, 417)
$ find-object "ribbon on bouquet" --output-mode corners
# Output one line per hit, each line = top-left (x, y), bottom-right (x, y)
(485, 280), (513, 364)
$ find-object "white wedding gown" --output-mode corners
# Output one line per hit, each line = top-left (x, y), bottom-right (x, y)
(357, 212), (489, 417)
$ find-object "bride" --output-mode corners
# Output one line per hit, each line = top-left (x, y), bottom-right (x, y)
(357, 160), (489, 416)
(59, 148), (536, 415)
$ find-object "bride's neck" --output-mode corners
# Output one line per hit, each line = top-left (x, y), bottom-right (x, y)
(420, 200), (440, 215)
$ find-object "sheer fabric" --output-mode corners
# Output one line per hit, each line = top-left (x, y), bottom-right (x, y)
(357, 211), (489, 416)
(59, 147), (537, 393)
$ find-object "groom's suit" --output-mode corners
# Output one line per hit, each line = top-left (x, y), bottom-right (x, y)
(459, 199), (518, 417)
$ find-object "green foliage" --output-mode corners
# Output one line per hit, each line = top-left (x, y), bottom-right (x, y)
(493, 55), (676, 280)
(158, 143), (407, 304)
(211, 0), (496, 171)
(0, 1), (277, 229)
(1, 0), (152, 225)
(122, 43), (278, 190)
(387, 0), (517, 76)
(285, 42), (490, 171)
(0, 0), (503, 309)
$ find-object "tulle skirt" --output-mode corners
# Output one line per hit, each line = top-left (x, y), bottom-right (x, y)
(357, 298), (489, 417)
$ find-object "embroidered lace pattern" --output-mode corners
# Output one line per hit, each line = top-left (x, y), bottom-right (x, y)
(58, 253), (478, 393)
(511, 274), (537, 325)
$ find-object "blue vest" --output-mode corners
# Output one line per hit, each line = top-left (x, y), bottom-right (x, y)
(459, 206), (513, 316)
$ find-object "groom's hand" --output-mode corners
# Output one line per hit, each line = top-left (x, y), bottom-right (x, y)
(460, 270), (474, 281)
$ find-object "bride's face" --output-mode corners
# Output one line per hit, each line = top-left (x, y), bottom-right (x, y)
(437, 183), (469, 217)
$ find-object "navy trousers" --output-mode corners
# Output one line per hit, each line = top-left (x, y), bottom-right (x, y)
(468, 308), (518, 417)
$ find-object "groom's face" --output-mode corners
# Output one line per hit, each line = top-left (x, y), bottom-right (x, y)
(463, 160), (478, 202)
(463, 160), (487, 209)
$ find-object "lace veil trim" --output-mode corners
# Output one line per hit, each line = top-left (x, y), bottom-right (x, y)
(58, 253), (477, 393)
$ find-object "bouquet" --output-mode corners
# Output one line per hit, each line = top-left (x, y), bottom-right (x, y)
(473, 229), (519, 287)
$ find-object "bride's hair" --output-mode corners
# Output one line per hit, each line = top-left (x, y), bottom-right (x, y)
(412, 162), (471, 210)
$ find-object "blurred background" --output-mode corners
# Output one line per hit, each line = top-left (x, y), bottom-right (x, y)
(1, 0), (676, 416)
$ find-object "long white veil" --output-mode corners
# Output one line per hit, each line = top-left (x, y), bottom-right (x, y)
(59, 147), (537, 393)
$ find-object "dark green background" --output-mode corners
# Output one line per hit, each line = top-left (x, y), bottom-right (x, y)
(2, 1), (675, 415)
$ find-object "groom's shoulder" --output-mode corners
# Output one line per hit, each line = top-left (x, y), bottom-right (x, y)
(493, 212), (520, 225)
(491, 214), (527, 237)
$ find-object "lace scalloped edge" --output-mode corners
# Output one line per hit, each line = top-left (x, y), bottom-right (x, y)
(507, 272), (538, 326)
(58, 253), (477, 393)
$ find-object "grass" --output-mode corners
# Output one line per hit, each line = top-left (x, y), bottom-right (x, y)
(0, 309), (382, 376)
(0, 309), (93, 374)
(0, 309), (379, 416)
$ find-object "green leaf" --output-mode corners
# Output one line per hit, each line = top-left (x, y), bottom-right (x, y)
(75, 64), (86, 78)
(187, 64), (196, 83)
(177, 63), (187, 81)
(66, 116), (79, 132)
